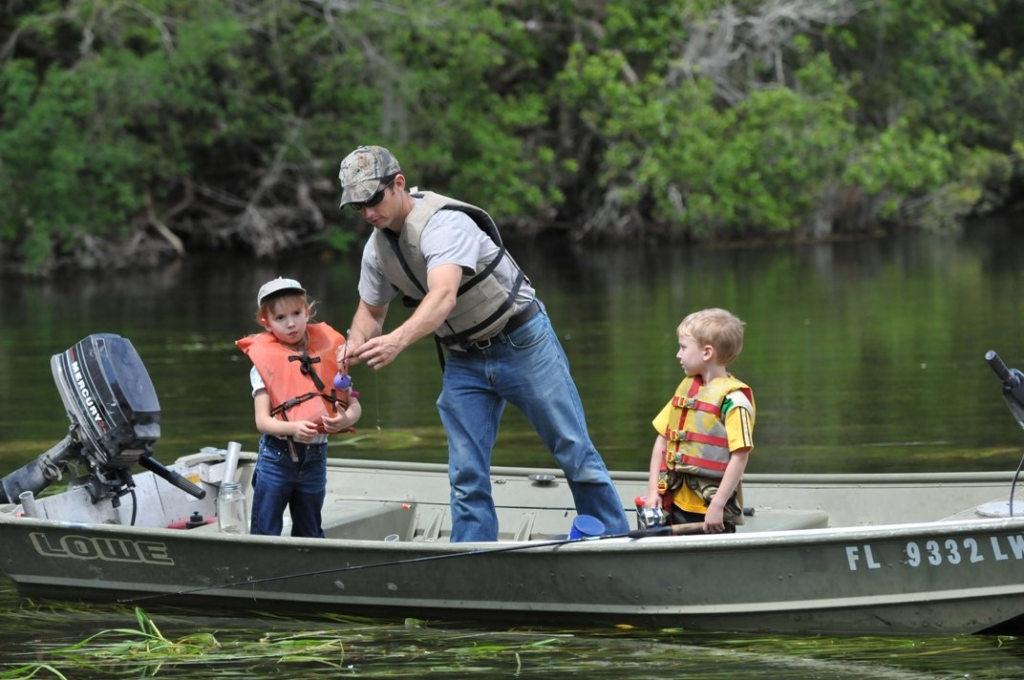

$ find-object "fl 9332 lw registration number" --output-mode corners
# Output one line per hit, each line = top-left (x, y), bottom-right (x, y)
(845, 534), (1024, 571)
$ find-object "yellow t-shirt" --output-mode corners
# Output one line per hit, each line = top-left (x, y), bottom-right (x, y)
(652, 388), (755, 514)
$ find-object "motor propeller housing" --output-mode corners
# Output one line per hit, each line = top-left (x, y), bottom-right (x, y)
(0, 333), (205, 507)
(50, 333), (161, 470)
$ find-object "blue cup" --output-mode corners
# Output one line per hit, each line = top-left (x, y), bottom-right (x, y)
(569, 515), (606, 539)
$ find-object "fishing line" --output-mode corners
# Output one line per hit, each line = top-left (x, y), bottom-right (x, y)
(342, 328), (381, 432)
(118, 527), (673, 605)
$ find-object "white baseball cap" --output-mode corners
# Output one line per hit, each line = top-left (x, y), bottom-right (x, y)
(257, 277), (305, 307)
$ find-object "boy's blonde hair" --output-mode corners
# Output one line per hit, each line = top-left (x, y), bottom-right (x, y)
(678, 308), (745, 366)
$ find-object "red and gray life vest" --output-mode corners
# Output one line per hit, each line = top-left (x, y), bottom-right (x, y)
(661, 374), (754, 480)
(373, 191), (529, 348)
(236, 323), (348, 434)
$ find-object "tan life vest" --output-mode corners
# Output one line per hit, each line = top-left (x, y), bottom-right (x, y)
(373, 191), (528, 347)
(236, 323), (347, 434)
(661, 375), (754, 480)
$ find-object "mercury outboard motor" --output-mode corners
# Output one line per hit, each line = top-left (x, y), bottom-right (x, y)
(0, 333), (204, 505)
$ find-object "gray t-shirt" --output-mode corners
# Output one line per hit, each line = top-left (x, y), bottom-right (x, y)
(357, 202), (535, 308)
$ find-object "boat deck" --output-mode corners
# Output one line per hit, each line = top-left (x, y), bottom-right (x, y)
(11, 451), (1022, 543)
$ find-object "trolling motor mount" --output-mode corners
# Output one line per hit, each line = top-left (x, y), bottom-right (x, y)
(986, 350), (1024, 429)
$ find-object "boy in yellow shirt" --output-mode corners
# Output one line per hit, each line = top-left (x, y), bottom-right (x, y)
(642, 308), (755, 534)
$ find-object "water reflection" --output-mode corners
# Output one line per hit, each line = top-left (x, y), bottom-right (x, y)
(2, 224), (1024, 474)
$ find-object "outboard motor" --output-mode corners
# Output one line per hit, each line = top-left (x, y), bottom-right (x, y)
(53, 333), (161, 467)
(0, 333), (204, 505)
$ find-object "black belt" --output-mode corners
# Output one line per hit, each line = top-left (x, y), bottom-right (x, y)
(502, 299), (540, 334)
(458, 300), (540, 351)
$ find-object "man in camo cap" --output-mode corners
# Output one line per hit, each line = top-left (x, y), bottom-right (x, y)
(336, 145), (629, 542)
(337, 145), (401, 208)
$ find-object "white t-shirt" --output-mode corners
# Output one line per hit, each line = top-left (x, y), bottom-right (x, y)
(250, 365), (265, 397)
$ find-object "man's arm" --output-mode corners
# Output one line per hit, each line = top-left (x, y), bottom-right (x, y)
(346, 300), (387, 353)
(348, 263), (462, 370)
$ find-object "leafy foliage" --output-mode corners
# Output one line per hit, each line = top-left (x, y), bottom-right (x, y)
(0, 0), (1021, 273)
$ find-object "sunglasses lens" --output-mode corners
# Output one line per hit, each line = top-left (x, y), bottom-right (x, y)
(350, 187), (384, 211)
(349, 177), (395, 211)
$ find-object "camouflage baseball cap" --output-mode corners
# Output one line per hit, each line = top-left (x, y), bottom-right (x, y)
(337, 145), (401, 207)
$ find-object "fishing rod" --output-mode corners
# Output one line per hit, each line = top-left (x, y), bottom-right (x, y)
(120, 522), (703, 605)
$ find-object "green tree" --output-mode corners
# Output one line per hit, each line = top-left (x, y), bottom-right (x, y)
(1, 0), (1021, 274)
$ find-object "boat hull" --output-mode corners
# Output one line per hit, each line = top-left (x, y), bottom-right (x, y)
(2, 455), (1024, 636)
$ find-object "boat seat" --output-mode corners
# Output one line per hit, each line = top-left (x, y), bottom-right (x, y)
(738, 508), (829, 533)
(321, 501), (415, 541)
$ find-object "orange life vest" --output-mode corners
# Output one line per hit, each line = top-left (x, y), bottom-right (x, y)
(236, 323), (347, 434)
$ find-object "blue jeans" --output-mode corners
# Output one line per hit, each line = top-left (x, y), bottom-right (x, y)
(438, 302), (629, 541)
(250, 434), (327, 537)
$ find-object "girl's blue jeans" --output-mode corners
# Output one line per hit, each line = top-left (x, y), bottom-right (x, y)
(438, 303), (629, 542)
(250, 433), (327, 537)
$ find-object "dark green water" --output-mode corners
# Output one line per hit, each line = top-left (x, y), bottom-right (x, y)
(2, 218), (1024, 677)
(3, 221), (1024, 472)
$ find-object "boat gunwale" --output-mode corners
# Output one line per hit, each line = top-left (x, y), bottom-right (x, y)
(2, 456), (1022, 553)
(329, 456), (1024, 486)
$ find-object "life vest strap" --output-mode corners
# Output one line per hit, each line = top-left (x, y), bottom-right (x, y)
(288, 352), (326, 391)
(664, 429), (729, 449)
(270, 391), (347, 419)
(438, 269), (526, 348)
(684, 431), (729, 448)
(679, 453), (730, 472)
(458, 245), (506, 296)
(670, 395), (722, 417)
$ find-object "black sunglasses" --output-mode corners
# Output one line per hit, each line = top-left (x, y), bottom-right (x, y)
(349, 175), (396, 211)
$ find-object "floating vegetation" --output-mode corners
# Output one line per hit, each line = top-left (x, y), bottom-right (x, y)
(329, 430), (426, 450)
(0, 602), (1022, 679)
